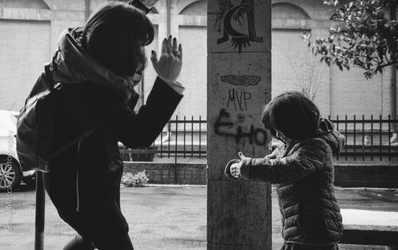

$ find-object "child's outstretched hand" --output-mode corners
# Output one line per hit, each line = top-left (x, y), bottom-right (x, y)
(151, 35), (182, 83)
(224, 159), (241, 180)
(224, 152), (246, 180)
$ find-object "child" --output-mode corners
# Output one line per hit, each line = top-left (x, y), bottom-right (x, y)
(225, 91), (345, 250)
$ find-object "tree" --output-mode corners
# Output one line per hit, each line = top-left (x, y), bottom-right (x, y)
(306, 0), (397, 136)
(282, 49), (326, 101)
(302, 0), (398, 79)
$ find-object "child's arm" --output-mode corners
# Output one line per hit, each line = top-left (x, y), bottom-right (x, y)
(238, 139), (330, 183)
(265, 145), (280, 160)
(266, 140), (283, 160)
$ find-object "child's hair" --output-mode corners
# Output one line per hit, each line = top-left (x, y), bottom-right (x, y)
(261, 91), (320, 140)
(81, 2), (154, 77)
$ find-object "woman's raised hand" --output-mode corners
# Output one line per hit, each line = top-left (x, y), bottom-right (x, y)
(151, 35), (183, 83)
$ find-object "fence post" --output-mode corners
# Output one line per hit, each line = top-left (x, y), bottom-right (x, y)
(35, 171), (45, 250)
(389, 4), (397, 135)
(207, 1), (272, 249)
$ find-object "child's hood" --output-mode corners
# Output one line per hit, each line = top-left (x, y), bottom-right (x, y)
(316, 118), (345, 156)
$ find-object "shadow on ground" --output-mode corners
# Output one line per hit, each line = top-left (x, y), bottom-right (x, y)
(0, 185), (397, 250)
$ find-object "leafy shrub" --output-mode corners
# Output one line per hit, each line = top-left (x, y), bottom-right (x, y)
(121, 170), (149, 187)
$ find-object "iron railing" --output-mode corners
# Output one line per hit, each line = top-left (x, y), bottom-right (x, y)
(119, 116), (207, 164)
(330, 115), (397, 163)
(119, 115), (398, 164)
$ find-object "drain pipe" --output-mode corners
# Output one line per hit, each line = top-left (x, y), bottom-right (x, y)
(167, 0), (171, 35)
(85, 0), (90, 21)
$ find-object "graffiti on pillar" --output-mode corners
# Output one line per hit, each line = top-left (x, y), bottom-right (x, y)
(227, 88), (251, 111)
(209, 0), (264, 53)
(220, 74), (261, 87)
(220, 74), (260, 111)
(214, 108), (269, 146)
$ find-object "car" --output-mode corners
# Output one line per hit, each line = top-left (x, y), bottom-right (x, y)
(0, 110), (35, 191)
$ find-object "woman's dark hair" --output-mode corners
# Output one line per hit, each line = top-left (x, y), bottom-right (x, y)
(261, 91), (320, 140)
(81, 2), (154, 77)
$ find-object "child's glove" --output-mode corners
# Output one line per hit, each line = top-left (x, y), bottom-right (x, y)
(224, 159), (242, 180)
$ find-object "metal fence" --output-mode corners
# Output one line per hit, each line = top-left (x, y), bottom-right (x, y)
(119, 116), (207, 163)
(119, 115), (398, 164)
(330, 115), (398, 163)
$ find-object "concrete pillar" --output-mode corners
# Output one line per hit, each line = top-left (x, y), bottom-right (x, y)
(207, 1), (272, 250)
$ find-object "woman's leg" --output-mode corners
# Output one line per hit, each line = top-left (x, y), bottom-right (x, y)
(62, 233), (133, 250)
(91, 234), (134, 250)
(63, 235), (95, 250)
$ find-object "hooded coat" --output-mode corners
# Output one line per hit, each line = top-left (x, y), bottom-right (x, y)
(43, 27), (182, 247)
(239, 119), (345, 246)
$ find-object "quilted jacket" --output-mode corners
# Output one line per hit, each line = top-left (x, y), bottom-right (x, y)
(240, 119), (345, 246)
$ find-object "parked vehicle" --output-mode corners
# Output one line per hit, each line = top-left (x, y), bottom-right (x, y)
(0, 110), (35, 191)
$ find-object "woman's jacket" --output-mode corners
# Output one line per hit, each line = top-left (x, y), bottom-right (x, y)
(46, 27), (182, 216)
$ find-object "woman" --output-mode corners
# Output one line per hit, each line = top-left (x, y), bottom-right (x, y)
(43, 1), (184, 249)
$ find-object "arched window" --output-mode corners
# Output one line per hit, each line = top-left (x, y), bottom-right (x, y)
(272, 2), (310, 20)
(0, 0), (50, 9)
(179, 0), (206, 15)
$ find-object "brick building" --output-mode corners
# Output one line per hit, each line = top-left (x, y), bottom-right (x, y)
(0, 0), (397, 119)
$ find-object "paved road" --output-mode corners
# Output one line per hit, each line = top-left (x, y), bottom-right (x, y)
(0, 184), (397, 250)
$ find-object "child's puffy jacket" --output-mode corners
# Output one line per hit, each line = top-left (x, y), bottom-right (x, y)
(239, 119), (345, 246)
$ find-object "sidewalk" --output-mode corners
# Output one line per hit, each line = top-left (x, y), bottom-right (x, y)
(0, 184), (397, 250)
(341, 209), (398, 226)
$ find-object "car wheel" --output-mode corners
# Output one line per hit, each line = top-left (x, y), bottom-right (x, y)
(0, 158), (22, 191)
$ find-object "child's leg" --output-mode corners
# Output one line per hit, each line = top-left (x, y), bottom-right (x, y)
(281, 243), (339, 250)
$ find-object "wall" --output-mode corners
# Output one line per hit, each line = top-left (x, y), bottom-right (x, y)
(0, 0), (397, 118)
(124, 162), (398, 188)
(0, 0), (86, 111)
(270, 0), (398, 118)
(141, 0), (207, 119)
(124, 162), (207, 185)
(0, 20), (51, 110)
